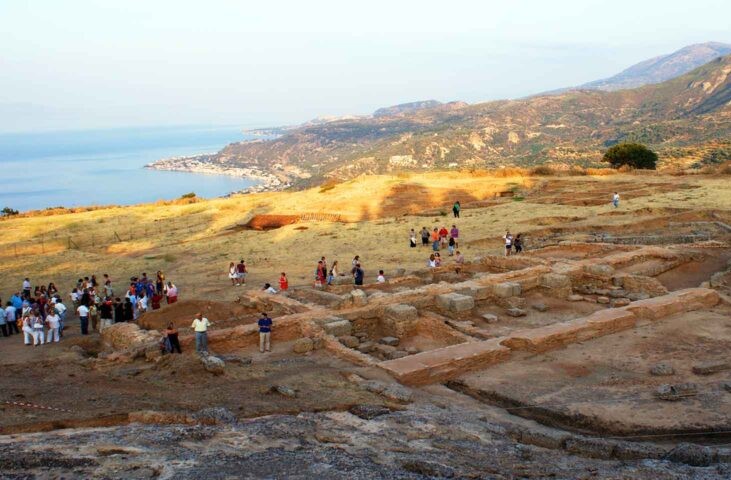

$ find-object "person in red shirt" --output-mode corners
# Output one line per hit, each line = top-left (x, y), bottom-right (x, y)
(439, 226), (449, 248)
(279, 272), (289, 291)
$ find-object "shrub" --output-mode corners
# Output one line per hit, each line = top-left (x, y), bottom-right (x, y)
(1, 207), (19, 217)
(603, 143), (657, 170)
(529, 165), (556, 176)
(180, 192), (196, 199)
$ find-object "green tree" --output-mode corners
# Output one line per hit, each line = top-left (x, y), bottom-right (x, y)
(603, 143), (657, 170)
(1, 207), (19, 217)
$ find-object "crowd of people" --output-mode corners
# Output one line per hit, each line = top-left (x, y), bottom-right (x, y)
(0, 270), (178, 346)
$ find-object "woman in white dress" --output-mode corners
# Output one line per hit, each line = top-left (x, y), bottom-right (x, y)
(228, 262), (237, 286)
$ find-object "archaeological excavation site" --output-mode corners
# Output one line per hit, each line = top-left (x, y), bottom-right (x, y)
(3, 197), (731, 479)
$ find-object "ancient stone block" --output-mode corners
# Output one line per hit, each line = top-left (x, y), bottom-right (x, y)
(610, 298), (631, 308)
(655, 383), (698, 401)
(387, 350), (409, 360)
(339, 335), (360, 348)
(597, 296), (610, 304)
(357, 341), (375, 353)
(378, 338), (511, 385)
(383, 304), (419, 337)
(379, 336), (400, 346)
(650, 363), (675, 376)
(692, 361), (730, 375)
(349, 289), (368, 307)
(531, 302), (548, 312)
(322, 319), (352, 337)
(540, 273), (571, 289)
(435, 293), (475, 318)
(493, 282), (521, 298)
(482, 313), (498, 323)
(292, 338), (314, 353)
(567, 294), (583, 302)
(583, 264), (615, 277)
(627, 288), (719, 320)
(505, 308), (527, 317)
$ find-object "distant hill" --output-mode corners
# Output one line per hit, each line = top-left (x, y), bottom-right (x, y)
(155, 55), (731, 186)
(580, 42), (731, 91)
(373, 100), (443, 117)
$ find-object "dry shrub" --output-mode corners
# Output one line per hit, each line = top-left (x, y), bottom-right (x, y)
(319, 178), (340, 193)
(568, 166), (588, 176)
(617, 164), (634, 173)
(529, 165), (559, 176)
(585, 168), (616, 176)
(711, 161), (731, 175)
(492, 167), (528, 178)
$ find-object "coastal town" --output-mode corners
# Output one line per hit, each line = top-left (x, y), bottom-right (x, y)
(146, 153), (290, 193)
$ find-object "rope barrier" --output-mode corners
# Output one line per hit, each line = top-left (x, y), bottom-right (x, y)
(3, 400), (75, 413)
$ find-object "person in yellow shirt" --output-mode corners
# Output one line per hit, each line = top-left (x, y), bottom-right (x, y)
(191, 313), (211, 353)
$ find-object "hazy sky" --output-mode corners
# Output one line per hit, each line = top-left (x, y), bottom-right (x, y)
(1, 0), (730, 132)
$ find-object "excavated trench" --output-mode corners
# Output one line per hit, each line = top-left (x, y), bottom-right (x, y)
(445, 380), (731, 445)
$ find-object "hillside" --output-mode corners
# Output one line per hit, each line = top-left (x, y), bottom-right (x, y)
(151, 55), (731, 187)
(581, 42), (731, 91)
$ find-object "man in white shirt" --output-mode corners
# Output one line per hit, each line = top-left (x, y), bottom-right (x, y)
(612, 192), (620, 208)
(0, 305), (6, 337)
(77, 304), (90, 335)
(54, 299), (67, 336)
(5, 303), (18, 335)
(191, 313), (211, 353)
(46, 311), (61, 343)
(22, 278), (31, 300)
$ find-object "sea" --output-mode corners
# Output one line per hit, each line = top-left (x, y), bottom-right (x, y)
(0, 125), (260, 212)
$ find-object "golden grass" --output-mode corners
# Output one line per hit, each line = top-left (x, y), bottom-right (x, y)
(1, 171), (729, 301)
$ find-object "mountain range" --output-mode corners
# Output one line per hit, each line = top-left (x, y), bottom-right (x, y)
(164, 44), (731, 187)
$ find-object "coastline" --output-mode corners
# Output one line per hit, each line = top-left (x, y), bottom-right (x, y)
(146, 154), (288, 194)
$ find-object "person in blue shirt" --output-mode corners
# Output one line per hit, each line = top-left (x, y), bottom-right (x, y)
(258, 312), (272, 353)
(10, 293), (23, 318)
(353, 263), (364, 286)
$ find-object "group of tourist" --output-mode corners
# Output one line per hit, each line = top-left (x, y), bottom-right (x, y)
(0, 270), (178, 346)
(188, 310), (273, 355)
(502, 231), (524, 256)
(414, 224), (460, 255)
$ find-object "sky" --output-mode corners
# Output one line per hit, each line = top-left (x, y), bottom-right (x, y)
(1, 0), (730, 132)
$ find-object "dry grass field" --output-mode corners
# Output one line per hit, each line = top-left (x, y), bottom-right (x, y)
(2, 170), (730, 300)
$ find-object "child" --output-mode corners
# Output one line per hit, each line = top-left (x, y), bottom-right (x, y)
(263, 283), (277, 294)
(377, 270), (386, 283)
(279, 272), (289, 291)
(448, 236), (456, 256)
(454, 250), (465, 274)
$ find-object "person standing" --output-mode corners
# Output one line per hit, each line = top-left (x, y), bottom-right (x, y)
(503, 231), (513, 257)
(122, 298), (134, 322)
(612, 192), (620, 208)
(191, 313), (210, 354)
(315, 260), (326, 289)
(103, 274), (114, 298)
(452, 201), (461, 218)
(431, 228), (440, 252)
(22, 278), (31, 300)
(409, 228), (417, 248)
(165, 282), (178, 304)
(448, 236), (456, 256)
(164, 322), (182, 354)
(5, 301), (19, 335)
(439, 226), (449, 248)
(236, 260), (247, 285)
(53, 298), (67, 336)
(353, 263), (364, 286)
(100, 298), (114, 331)
(77, 303), (90, 335)
(46, 309), (60, 343)
(327, 261), (339, 286)
(31, 309), (44, 346)
(450, 225), (459, 248)
(89, 302), (100, 333)
(514, 234), (523, 254)
(113, 298), (124, 323)
(279, 272), (289, 291)
(0, 303), (7, 337)
(228, 262), (237, 286)
(421, 227), (430, 247)
(258, 312), (272, 353)
(21, 314), (34, 345)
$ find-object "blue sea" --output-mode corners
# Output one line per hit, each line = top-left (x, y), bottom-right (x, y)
(0, 125), (260, 212)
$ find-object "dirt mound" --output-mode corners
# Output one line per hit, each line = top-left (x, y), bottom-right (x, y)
(138, 300), (259, 331)
(243, 214), (301, 230)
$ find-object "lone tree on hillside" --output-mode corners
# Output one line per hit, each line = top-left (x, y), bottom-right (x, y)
(603, 143), (657, 170)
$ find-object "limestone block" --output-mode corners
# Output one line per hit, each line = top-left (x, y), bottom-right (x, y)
(338, 335), (360, 348)
(292, 337), (314, 353)
(435, 293), (475, 318)
(349, 289), (368, 307)
(378, 338), (511, 385)
(583, 264), (615, 277)
(692, 361), (730, 375)
(540, 273), (571, 289)
(322, 319), (353, 337)
(493, 282), (521, 298)
(610, 298), (631, 308)
(379, 336), (400, 346)
(383, 304), (419, 337)
(626, 288), (719, 320)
